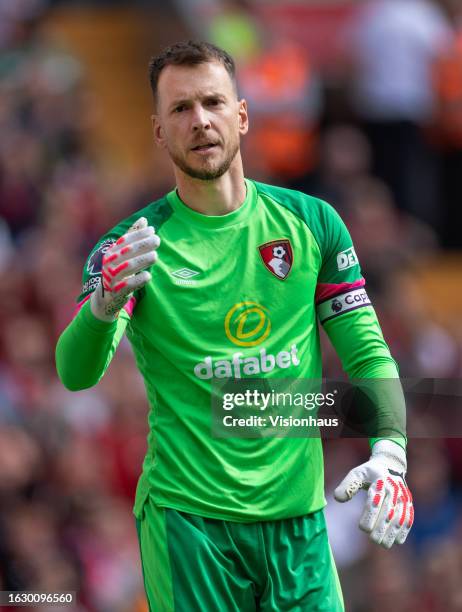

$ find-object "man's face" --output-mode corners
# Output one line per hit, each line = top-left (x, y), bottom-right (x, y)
(152, 61), (248, 181)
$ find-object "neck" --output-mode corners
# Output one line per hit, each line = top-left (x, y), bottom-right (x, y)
(174, 155), (247, 215)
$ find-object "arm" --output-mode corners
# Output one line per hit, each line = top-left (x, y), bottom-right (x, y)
(313, 200), (406, 447)
(323, 304), (414, 549)
(56, 300), (129, 391)
(313, 200), (413, 547)
(55, 216), (160, 391)
(323, 306), (406, 448)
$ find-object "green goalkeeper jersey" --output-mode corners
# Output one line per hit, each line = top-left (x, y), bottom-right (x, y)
(56, 179), (404, 521)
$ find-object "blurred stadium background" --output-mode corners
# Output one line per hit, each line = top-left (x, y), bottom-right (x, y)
(0, 0), (461, 610)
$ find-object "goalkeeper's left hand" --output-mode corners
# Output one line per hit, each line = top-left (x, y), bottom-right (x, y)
(334, 440), (414, 549)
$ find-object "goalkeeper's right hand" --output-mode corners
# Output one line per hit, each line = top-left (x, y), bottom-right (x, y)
(90, 217), (160, 322)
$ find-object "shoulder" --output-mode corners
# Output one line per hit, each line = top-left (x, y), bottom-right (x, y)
(252, 180), (345, 253)
(253, 179), (337, 219)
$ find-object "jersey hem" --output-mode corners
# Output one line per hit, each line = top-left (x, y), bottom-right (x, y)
(142, 495), (327, 523)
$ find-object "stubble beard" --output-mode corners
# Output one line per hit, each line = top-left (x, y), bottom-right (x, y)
(169, 140), (240, 181)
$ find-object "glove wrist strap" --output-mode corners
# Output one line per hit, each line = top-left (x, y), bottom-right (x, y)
(372, 439), (407, 471)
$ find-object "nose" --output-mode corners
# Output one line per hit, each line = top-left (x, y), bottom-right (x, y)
(191, 104), (211, 132)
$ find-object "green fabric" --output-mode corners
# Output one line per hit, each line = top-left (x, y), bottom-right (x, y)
(55, 178), (406, 521)
(323, 306), (406, 448)
(257, 183), (406, 447)
(137, 494), (344, 612)
(55, 300), (128, 391)
(136, 501), (175, 611)
(254, 183), (361, 286)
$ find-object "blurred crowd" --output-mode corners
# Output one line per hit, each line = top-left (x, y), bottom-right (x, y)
(0, 0), (461, 611)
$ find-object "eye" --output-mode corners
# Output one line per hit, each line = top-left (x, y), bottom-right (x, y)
(206, 98), (222, 107)
(173, 104), (186, 113)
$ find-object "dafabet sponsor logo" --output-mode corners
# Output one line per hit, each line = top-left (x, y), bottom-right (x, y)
(193, 302), (300, 380)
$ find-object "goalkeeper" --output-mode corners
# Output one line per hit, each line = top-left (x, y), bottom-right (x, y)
(56, 41), (414, 611)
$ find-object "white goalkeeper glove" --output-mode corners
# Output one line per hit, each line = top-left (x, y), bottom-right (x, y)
(90, 217), (160, 322)
(334, 440), (414, 549)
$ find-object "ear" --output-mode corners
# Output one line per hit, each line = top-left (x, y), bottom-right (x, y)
(152, 114), (166, 149)
(238, 99), (249, 136)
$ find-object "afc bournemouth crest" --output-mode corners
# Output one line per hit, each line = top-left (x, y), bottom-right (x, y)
(258, 239), (293, 280)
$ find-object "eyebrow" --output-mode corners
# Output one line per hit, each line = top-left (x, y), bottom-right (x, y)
(168, 93), (227, 110)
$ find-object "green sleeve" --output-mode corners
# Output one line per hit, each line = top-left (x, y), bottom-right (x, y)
(324, 307), (406, 450)
(308, 201), (406, 450)
(55, 300), (129, 391)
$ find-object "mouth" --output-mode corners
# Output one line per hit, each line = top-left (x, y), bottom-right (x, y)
(191, 142), (219, 152)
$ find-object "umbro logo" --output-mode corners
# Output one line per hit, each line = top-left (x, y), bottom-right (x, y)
(171, 268), (200, 285)
(171, 268), (200, 279)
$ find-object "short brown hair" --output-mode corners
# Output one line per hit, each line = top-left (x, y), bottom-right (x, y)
(148, 41), (237, 102)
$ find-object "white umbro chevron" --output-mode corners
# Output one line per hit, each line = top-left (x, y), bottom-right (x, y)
(171, 268), (200, 279)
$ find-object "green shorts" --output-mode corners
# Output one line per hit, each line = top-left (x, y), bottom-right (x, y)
(136, 495), (344, 612)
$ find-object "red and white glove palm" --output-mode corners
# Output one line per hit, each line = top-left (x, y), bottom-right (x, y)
(334, 440), (414, 549)
(90, 217), (160, 322)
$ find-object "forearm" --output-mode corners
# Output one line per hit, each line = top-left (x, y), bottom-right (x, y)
(324, 308), (398, 377)
(55, 299), (128, 391)
(324, 308), (406, 449)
